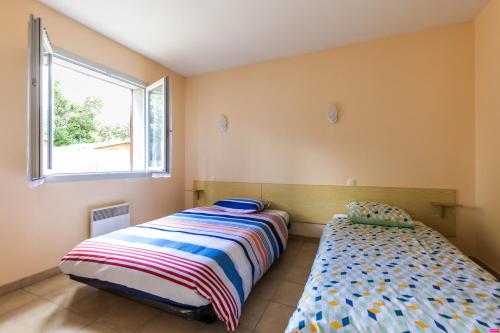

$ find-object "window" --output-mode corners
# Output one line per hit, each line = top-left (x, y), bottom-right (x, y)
(29, 16), (171, 183)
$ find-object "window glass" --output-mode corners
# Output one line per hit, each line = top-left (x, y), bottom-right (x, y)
(147, 81), (165, 170)
(49, 57), (133, 173)
(29, 15), (171, 182)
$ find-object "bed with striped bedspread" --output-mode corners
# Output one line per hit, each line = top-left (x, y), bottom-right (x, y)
(59, 207), (289, 331)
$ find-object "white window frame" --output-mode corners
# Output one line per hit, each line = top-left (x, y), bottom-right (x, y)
(146, 77), (171, 172)
(28, 16), (171, 184)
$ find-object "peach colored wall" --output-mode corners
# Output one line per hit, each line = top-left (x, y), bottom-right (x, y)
(0, 0), (185, 286)
(185, 23), (477, 255)
(475, 0), (500, 273)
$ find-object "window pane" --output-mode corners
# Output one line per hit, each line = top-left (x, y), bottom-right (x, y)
(131, 88), (146, 171)
(51, 57), (132, 173)
(147, 82), (165, 169)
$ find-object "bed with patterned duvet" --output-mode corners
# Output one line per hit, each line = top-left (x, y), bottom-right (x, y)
(286, 214), (499, 333)
(60, 205), (289, 331)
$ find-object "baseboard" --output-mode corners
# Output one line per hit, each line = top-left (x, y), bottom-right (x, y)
(469, 256), (499, 281)
(0, 267), (60, 297)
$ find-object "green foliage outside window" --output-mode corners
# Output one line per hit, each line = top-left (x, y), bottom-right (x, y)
(53, 81), (129, 147)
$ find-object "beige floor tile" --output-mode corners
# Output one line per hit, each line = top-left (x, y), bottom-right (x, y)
(0, 298), (91, 333)
(264, 260), (289, 281)
(77, 322), (120, 333)
(24, 273), (76, 297)
(0, 318), (23, 333)
(198, 321), (253, 333)
(283, 265), (311, 285)
(0, 243), (313, 333)
(138, 308), (257, 333)
(0, 298), (60, 326)
(239, 295), (269, 330)
(279, 240), (303, 261)
(68, 290), (124, 321)
(44, 283), (98, 308)
(264, 238), (316, 284)
(276, 256), (295, 268)
(277, 253), (299, 268)
(137, 312), (207, 333)
(140, 293), (268, 333)
(251, 275), (279, 301)
(294, 247), (317, 268)
(0, 289), (40, 316)
(301, 241), (319, 252)
(95, 298), (160, 333)
(32, 308), (92, 333)
(272, 281), (304, 307)
(254, 302), (294, 333)
(286, 239), (304, 253)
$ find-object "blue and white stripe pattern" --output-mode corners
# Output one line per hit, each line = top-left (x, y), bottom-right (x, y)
(60, 207), (289, 331)
(213, 198), (270, 214)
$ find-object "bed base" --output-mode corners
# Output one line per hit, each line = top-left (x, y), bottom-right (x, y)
(69, 275), (217, 324)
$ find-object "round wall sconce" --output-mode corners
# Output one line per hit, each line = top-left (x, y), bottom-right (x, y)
(219, 114), (228, 132)
(328, 105), (339, 124)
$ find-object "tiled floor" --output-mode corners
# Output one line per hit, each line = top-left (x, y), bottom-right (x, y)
(0, 238), (318, 333)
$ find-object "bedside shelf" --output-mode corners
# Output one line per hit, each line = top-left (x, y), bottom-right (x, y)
(185, 189), (204, 200)
(430, 202), (463, 218)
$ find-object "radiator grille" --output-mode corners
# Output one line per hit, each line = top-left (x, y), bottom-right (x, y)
(90, 203), (130, 237)
(92, 204), (130, 222)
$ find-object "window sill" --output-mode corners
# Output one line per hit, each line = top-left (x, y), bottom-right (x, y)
(42, 171), (171, 183)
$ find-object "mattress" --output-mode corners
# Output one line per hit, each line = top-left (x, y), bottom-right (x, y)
(60, 207), (289, 331)
(286, 214), (499, 333)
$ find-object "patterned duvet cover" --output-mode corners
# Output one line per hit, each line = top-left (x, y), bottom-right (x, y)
(286, 215), (499, 333)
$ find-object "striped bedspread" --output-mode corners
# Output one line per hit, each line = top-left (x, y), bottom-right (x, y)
(59, 207), (289, 331)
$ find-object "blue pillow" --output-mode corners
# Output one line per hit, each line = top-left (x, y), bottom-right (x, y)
(213, 198), (271, 213)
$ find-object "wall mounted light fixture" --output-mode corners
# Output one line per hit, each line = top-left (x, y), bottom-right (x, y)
(219, 114), (228, 132)
(328, 105), (339, 124)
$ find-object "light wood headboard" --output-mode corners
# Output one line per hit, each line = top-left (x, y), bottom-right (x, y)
(192, 181), (457, 237)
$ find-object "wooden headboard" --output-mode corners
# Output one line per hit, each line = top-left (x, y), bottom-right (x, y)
(192, 181), (457, 237)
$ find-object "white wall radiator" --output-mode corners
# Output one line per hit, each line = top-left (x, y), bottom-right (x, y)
(90, 203), (130, 237)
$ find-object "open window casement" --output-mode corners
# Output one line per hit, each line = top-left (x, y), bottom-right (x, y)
(28, 15), (171, 185)
(29, 15), (53, 185)
(146, 76), (171, 176)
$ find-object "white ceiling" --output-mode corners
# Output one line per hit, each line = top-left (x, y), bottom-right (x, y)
(39, 0), (488, 77)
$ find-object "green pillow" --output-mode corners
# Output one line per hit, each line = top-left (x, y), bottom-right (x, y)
(346, 201), (414, 228)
